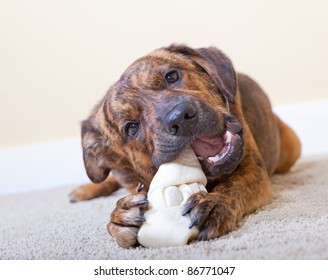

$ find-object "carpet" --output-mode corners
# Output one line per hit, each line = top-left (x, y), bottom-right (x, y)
(1, 154), (327, 260)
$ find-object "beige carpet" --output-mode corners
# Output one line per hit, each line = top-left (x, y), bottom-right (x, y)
(1, 154), (327, 260)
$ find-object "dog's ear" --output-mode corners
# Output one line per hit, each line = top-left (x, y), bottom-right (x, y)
(81, 117), (111, 183)
(167, 44), (237, 103)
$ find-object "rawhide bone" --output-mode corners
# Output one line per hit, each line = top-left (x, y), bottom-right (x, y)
(137, 147), (207, 247)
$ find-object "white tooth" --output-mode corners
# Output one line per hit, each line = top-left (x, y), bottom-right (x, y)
(208, 133), (233, 163)
(208, 154), (221, 162)
(226, 131), (232, 143)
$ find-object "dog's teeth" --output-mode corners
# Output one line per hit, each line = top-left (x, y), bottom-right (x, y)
(208, 133), (233, 163)
(197, 156), (204, 160)
(208, 154), (222, 162)
(225, 131), (232, 143)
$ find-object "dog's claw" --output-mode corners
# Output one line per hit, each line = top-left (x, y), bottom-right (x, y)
(134, 217), (146, 223)
(188, 219), (196, 229)
(198, 231), (207, 241)
(136, 183), (145, 192)
(108, 194), (149, 248)
(69, 196), (78, 203)
(182, 198), (198, 216)
(182, 205), (192, 216)
(137, 199), (149, 206)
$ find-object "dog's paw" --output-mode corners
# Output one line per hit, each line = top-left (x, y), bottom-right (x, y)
(107, 194), (148, 248)
(69, 183), (97, 202)
(182, 191), (237, 241)
(69, 178), (120, 202)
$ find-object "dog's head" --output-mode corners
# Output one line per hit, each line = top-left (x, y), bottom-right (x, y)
(81, 45), (244, 186)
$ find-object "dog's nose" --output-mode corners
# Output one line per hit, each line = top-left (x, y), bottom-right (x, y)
(164, 103), (198, 136)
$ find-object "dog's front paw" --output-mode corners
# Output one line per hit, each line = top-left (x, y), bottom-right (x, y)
(182, 191), (237, 241)
(107, 194), (148, 248)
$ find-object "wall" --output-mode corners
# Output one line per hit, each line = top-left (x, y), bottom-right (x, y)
(1, 0), (327, 147)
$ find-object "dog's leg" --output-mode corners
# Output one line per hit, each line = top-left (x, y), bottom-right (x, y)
(274, 115), (301, 174)
(69, 174), (120, 202)
(107, 194), (149, 248)
(183, 133), (272, 241)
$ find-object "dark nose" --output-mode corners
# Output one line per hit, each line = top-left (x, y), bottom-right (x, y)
(164, 103), (198, 136)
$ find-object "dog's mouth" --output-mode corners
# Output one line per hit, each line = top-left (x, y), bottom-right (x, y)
(191, 129), (244, 177)
(152, 114), (244, 177)
(192, 132), (233, 164)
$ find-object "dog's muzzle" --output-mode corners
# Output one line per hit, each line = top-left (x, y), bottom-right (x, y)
(154, 99), (244, 178)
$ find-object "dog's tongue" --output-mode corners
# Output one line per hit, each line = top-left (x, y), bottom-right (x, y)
(191, 135), (225, 157)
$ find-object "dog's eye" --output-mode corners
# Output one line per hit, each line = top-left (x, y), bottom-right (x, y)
(125, 122), (139, 137)
(165, 70), (179, 84)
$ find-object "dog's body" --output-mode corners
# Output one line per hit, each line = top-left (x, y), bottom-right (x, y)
(70, 45), (301, 248)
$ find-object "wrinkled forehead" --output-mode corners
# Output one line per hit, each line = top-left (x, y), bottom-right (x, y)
(106, 49), (208, 121)
(120, 49), (195, 86)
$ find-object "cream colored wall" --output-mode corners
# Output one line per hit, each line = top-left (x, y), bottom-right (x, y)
(0, 0), (327, 148)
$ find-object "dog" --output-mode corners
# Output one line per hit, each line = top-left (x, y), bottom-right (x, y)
(70, 44), (301, 248)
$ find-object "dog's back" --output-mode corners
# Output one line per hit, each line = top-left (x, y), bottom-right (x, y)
(238, 73), (301, 175)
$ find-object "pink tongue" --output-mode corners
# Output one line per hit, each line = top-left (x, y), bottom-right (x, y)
(191, 135), (225, 157)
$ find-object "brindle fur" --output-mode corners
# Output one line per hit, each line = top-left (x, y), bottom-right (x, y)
(70, 45), (301, 248)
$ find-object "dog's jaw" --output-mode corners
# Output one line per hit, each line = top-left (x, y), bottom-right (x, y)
(192, 129), (244, 177)
(152, 112), (244, 178)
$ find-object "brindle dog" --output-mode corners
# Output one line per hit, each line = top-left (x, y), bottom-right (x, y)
(70, 45), (301, 248)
